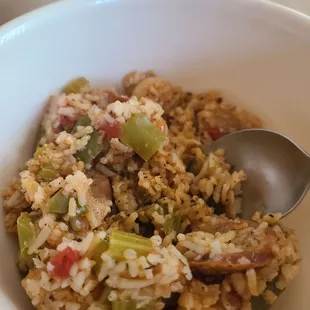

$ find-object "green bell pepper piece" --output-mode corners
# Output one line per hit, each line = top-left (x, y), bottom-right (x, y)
(109, 230), (153, 260)
(75, 129), (103, 164)
(48, 190), (69, 214)
(120, 113), (166, 161)
(62, 77), (89, 94)
(36, 164), (59, 182)
(164, 211), (183, 235)
(17, 213), (36, 256)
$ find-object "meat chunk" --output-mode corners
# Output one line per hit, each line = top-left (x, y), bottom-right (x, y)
(198, 216), (253, 234)
(85, 171), (113, 229)
(183, 216), (279, 274)
(190, 249), (274, 274)
(89, 171), (112, 201)
(208, 110), (242, 132)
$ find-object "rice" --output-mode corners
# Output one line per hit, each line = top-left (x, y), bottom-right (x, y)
(2, 72), (299, 310)
(106, 96), (164, 123)
(64, 171), (93, 207)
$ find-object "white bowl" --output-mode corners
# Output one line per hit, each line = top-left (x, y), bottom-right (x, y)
(0, 0), (309, 309)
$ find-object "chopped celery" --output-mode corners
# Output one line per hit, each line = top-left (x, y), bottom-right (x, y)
(164, 211), (183, 235)
(48, 191), (69, 214)
(75, 129), (103, 164)
(76, 204), (89, 215)
(109, 230), (153, 260)
(73, 114), (91, 132)
(17, 213), (36, 256)
(120, 113), (166, 161)
(92, 240), (109, 272)
(36, 164), (59, 182)
(62, 77), (89, 94)
(112, 300), (136, 310)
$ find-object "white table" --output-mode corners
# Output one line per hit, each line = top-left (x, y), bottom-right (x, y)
(0, 0), (310, 25)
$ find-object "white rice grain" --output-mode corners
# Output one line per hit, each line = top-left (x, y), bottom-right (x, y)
(128, 260), (139, 278)
(107, 277), (154, 289)
(246, 268), (258, 296)
(68, 198), (77, 217)
(124, 249), (137, 260)
(147, 253), (163, 265)
(70, 271), (85, 292)
(69, 263), (78, 278)
(108, 290), (118, 302)
(28, 226), (52, 255)
(79, 232), (94, 255)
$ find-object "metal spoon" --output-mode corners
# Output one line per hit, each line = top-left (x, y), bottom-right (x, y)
(206, 128), (310, 219)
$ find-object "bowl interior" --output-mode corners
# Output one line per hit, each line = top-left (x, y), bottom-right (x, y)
(0, 0), (310, 308)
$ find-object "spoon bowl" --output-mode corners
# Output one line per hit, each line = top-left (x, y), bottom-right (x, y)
(206, 129), (310, 219)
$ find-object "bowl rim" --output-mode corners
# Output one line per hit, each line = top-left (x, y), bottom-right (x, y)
(1, 0), (310, 43)
(0, 0), (308, 309)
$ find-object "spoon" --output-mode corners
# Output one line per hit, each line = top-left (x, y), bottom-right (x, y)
(206, 128), (310, 219)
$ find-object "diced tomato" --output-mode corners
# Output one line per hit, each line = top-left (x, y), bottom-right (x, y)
(50, 247), (80, 279)
(100, 121), (121, 139)
(206, 126), (224, 141)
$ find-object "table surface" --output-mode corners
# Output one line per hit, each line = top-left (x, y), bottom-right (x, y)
(0, 0), (310, 26)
